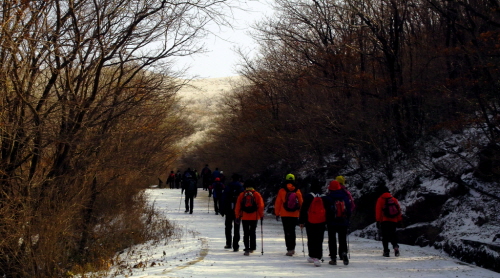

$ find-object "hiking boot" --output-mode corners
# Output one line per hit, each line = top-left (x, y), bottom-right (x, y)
(394, 248), (400, 257)
(285, 250), (295, 256)
(342, 252), (349, 265)
(383, 250), (390, 257)
(244, 251), (250, 256)
(184, 210), (188, 213)
(189, 211), (193, 214)
(307, 257), (315, 263)
(313, 258), (321, 267)
(250, 249), (255, 253)
(328, 259), (337, 265)
(233, 249), (239, 252)
(224, 245), (231, 249)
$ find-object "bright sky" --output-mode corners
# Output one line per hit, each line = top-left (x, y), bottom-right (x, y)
(174, 0), (273, 79)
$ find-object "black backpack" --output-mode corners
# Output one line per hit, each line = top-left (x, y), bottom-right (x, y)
(241, 191), (258, 213)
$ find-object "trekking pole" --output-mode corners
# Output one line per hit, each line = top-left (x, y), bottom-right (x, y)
(301, 227), (305, 257)
(208, 195), (211, 213)
(261, 218), (264, 255)
(347, 228), (351, 259)
(178, 191), (183, 212)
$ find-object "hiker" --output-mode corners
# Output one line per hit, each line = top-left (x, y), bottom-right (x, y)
(325, 180), (352, 265)
(220, 174), (244, 251)
(209, 177), (225, 215)
(175, 170), (182, 189)
(336, 176), (356, 212)
(274, 173), (303, 256)
(234, 180), (265, 256)
(209, 167), (221, 197)
(219, 170), (226, 184)
(201, 164), (212, 191)
(182, 168), (197, 214)
(167, 170), (175, 189)
(299, 178), (327, 267)
(375, 186), (403, 257)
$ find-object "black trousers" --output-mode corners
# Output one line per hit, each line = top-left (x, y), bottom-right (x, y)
(225, 211), (241, 249)
(281, 217), (298, 251)
(242, 220), (258, 251)
(184, 192), (194, 212)
(306, 223), (326, 259)
(213, 197), (220, 213)
(381, 221), (399, 251)
(327, 225), (348, 259)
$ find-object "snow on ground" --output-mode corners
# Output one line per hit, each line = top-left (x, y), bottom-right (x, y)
(102, 188), (498, 278)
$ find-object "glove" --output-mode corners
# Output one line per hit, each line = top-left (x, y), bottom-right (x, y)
(276, 216), (280, 221)
(235, 218), (241, 225)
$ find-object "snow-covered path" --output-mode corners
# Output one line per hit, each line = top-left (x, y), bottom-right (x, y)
(104, 188), (498, 278)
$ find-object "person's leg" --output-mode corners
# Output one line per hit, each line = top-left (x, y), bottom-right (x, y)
(249, 220), (258, 251)
(338, 226), (348, 257)
(381, 222), (392, 255)
(242, 220), (250, 251)
(214, 198), (219, 214)
(224, 214), (233, 248)
(308, 223), (325, 259)
(233, 215), (241, 251)
(282, 217), (297, 252)
(328, 225), (339, 260)
(189, 194), (194, 213)
(184, 193), (189, 212)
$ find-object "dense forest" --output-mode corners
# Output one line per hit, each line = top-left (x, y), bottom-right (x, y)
(1, 0), (499, 277)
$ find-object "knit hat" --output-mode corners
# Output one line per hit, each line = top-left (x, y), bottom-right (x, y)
(328, 180), (341, 191)
(285, 173), (295, 181)
(336, 176), (345, 185)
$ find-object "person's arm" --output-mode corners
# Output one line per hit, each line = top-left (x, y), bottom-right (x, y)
(257, 192), (265, 220)
(234, 192), (243, 219)
(274, 189), (283, 217)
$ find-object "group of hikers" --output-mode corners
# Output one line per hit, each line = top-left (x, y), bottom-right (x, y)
(170, 165), (403, 266)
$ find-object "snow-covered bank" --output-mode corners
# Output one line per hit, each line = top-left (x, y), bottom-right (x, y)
(102, 188), (497, 277)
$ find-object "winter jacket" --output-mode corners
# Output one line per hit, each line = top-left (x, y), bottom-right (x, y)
(209, 181), (225, 199)
(234, 188), (265, 220)
(220, 181), (244, 216)
(375, 192), (403, 223)
(299, 192), (326, 225)
(340, 185), (356, 212)
(324, 189), (352, 227)
(274, 183), (303, 218)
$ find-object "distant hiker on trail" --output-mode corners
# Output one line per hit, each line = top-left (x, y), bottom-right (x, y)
(336, 175), (356, 212)
(375, 186), (403, 257)
(175, 170), (182, 189)
(299, 178), (327, 267)
(167, 170), (175, 189)
(219, 170), (226, 183)
(274, 173), (303, 256)
(201, 164), (212, 192)
(182, 168), (197, 214)
(220, 174), (244, 251)
(234, 180), (265, 256)
(209, 167), (221, 197)
(325, 180), (352, 266)
(209, 177), (225, 215)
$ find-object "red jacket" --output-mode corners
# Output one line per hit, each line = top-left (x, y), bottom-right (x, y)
(375, 192), (403, 222)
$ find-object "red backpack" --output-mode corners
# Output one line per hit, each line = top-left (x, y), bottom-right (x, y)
(308, 194), (326, 224)
(383, 197), (400, 218)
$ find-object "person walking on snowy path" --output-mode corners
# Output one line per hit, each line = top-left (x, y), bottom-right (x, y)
(209, 177), (225, 215)
(274, 173), (303, 256)
(234, 180), (265, 256)
(299, 178), (327, 267)
(375, 185), (403, 257)
(325, 180), (352, 266)
(220, 174), (244, 251)
(182, 168), (197, 214)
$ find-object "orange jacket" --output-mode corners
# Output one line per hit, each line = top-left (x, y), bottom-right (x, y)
(274, 183), (303, 218)
(375, 192), (403, 222)
(234, 188), (265, 220)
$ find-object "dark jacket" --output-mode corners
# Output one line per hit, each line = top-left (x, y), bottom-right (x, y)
(220, 181), (244, 216)
(324, 189), (352, 227)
